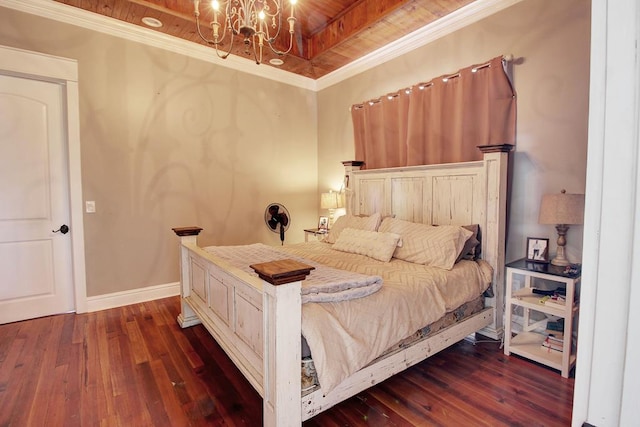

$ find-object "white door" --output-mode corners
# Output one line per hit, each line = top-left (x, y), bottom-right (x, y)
(0, 74), (75, 323)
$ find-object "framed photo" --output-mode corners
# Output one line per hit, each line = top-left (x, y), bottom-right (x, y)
(526, 237), (549, 263)
(318, 216), (329, 231)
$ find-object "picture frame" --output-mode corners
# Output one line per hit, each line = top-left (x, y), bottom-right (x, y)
(318, 216), (329, 231)
(526, 237), (549, 263)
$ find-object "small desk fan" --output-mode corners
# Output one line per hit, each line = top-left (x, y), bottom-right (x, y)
(264, 203), (290, 245)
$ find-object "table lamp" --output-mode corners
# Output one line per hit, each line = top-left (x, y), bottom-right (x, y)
(538, 189), (585, 266)
(320, 191), (342, 227)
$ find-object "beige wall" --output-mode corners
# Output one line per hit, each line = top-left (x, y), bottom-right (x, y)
(0, 8), (318, 296)
(317, 0), (591, 264)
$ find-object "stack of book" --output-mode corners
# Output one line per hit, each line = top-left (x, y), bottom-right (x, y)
(541, 332), (564, 352)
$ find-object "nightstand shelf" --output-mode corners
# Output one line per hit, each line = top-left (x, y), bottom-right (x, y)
(509, 331), (576, 373)
(503, 258), (581, 378)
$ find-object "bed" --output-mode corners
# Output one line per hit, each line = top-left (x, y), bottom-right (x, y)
(172, 144), (512, 426)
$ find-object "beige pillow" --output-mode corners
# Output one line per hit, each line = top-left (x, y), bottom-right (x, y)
(378, 217), (473, 270)
(323, 213), (382, 244)
(333, 228), (402, 262)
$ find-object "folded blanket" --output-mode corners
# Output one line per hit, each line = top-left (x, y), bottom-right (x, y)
(204, 243), (383, 303)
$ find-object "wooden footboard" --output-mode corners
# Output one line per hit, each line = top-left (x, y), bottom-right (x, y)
(172, 227), (308, 426)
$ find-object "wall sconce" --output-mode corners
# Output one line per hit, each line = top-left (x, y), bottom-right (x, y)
(320, 190), (343, 227)
(538, 189), (585, 266)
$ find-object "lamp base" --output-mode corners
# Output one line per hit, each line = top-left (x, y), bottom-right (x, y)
(550, 257), (570, 267)
(328, 209), (335, 228)
(551, 224), (571, 266)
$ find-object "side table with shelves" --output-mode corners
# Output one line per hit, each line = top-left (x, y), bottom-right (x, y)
(503, 258), (581, 377)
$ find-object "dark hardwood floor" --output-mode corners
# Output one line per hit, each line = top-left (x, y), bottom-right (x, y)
(0, 297), (574, 426)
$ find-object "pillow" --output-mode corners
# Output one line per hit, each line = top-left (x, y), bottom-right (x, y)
(333, 228), (402, 262)
(323, 213), (382, 244)
(378, 217), (473, 270)
(458, 224), (481, 262)
(432, 223), (482, 262)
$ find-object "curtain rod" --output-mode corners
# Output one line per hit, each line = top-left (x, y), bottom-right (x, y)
(351, 54), (514, 110)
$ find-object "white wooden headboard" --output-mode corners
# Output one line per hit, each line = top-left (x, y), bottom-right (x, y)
(343, 144), (512, 339)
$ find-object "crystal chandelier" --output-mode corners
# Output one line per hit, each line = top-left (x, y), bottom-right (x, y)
(193, 0), (298, 65)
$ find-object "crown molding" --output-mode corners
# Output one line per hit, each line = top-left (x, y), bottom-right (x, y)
(0, 0), (524, 92)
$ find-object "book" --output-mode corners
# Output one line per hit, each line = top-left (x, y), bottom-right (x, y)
(545, 330), (564, 340)
(541, 335), (564, 352)
(547, 319), (565, 332)
(546, 334), (563, 345)
(532, 286), (566, 297)
(541, 341), (563, 352)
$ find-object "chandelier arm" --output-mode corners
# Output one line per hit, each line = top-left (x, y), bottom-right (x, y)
(263, 5), (284, 44)
(266, 31), (295, 56)
(215, 30), (235, 59)
(214, 45), (232, 60)
(266, 13), (296, 55)
(194, 14), (216, 45)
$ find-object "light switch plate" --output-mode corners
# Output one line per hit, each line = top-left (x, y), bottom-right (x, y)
(85, 200), (96, 213)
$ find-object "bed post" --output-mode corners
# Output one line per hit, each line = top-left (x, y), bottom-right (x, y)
(477, 144), (513, 340)
(250, 260), (313, 427)
(172, 227), (203, 328)
(341, 161), (364, 215)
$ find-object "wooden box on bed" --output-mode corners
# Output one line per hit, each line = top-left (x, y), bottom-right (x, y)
(172, 144), (512, 426)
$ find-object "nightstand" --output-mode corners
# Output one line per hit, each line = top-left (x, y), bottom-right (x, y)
(503, 258), (581, 377)
(303, 228), (328, 242)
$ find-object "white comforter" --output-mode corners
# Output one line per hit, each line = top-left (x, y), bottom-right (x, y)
(279, 242), (493, 393)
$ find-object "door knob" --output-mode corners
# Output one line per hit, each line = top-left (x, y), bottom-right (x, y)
(53, 224), (70, 234)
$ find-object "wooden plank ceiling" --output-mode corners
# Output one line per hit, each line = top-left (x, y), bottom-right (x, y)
(54, 0), (476, 79)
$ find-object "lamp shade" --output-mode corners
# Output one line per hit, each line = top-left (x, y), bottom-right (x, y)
(538, 190), (585, 225)
(321, 192), (342, 210)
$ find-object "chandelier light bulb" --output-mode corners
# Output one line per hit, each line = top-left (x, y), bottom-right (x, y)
(211, 0), (219, 10)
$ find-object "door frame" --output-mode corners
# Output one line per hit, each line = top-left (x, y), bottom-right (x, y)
(572, 0), (639, 425)
(0, 45), (87, 313)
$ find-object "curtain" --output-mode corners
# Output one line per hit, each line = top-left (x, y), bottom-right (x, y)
(352, 56), (516, 168)
(351, 92), (410, 169)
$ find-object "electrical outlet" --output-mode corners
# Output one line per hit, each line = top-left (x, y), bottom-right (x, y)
(85, 201), (96, 213)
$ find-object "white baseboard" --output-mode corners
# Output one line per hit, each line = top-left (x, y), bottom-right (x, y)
(86, 282), (180, 312)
